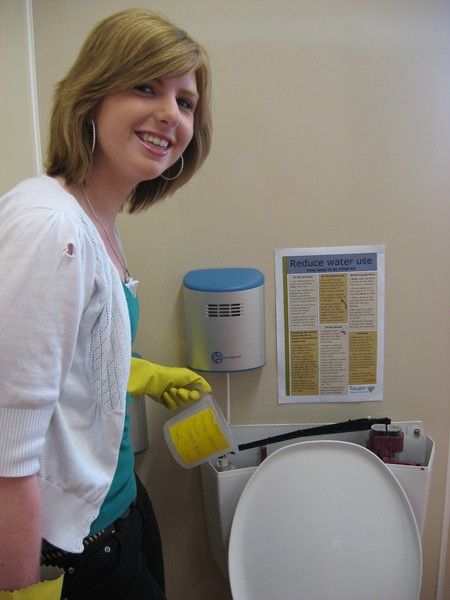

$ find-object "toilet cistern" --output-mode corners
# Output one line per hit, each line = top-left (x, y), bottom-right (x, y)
(201, 420), (434, 586)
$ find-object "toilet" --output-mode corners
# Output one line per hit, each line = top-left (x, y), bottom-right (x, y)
(227, 440), (422, 600)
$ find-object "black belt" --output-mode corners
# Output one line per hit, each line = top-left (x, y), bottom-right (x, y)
(41, 501), (135, 564)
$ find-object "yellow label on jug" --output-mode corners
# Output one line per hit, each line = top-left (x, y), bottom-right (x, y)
(168, 407), (230, 466)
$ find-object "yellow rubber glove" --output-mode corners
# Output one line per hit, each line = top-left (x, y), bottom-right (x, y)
(128, 357), (212, 410)
(0, 574), (64, 599)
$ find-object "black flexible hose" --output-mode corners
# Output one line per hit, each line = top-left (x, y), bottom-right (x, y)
(237, 417), (391, 452)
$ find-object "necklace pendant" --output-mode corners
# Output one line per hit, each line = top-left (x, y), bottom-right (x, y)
(80, 185), (131, 287)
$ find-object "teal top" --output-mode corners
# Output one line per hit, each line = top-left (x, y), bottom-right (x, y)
(89, 282), (140, 534)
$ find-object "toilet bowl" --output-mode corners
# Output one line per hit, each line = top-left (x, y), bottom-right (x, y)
(227, 440), (422, 600)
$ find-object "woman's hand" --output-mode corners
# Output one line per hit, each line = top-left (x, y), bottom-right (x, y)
(127, 357), (212, 410)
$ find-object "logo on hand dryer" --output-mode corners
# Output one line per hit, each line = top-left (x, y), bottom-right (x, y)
(211, 352), (224, 364)
(211, 352), (243, 365)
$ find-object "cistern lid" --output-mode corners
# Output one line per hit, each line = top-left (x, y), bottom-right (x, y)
(228, 440), (421, 600)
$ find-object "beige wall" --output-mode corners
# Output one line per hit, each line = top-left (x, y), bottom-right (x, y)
(2, 1), (450, 598)
(0, 0), (37, 192)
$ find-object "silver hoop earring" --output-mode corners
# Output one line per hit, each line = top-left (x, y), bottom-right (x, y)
(161, 155), (184, 181)
(89, 119), (96, 154)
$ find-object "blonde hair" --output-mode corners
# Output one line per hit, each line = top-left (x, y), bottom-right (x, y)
(45, 9), (212, 212)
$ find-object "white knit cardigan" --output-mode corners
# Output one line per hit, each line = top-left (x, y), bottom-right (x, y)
(0, 176), (131, 552)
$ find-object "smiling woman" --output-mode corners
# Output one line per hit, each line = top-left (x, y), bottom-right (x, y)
(0, 8), (213, 600)
(46, 8), (212, 212)
(91, 72), (198, 197)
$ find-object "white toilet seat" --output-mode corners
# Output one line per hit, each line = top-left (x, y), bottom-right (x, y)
(228, 440), (421, 600)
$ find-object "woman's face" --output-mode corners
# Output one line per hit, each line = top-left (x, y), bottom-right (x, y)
(93, 71), (198, 189)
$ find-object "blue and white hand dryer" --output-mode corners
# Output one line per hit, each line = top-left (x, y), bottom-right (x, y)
(183, 268), (265, 372)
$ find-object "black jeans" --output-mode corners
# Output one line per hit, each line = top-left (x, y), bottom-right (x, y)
(42, 475), (166, 600)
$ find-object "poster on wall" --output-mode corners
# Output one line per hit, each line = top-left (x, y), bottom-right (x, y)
(275, 245), (385, 404)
